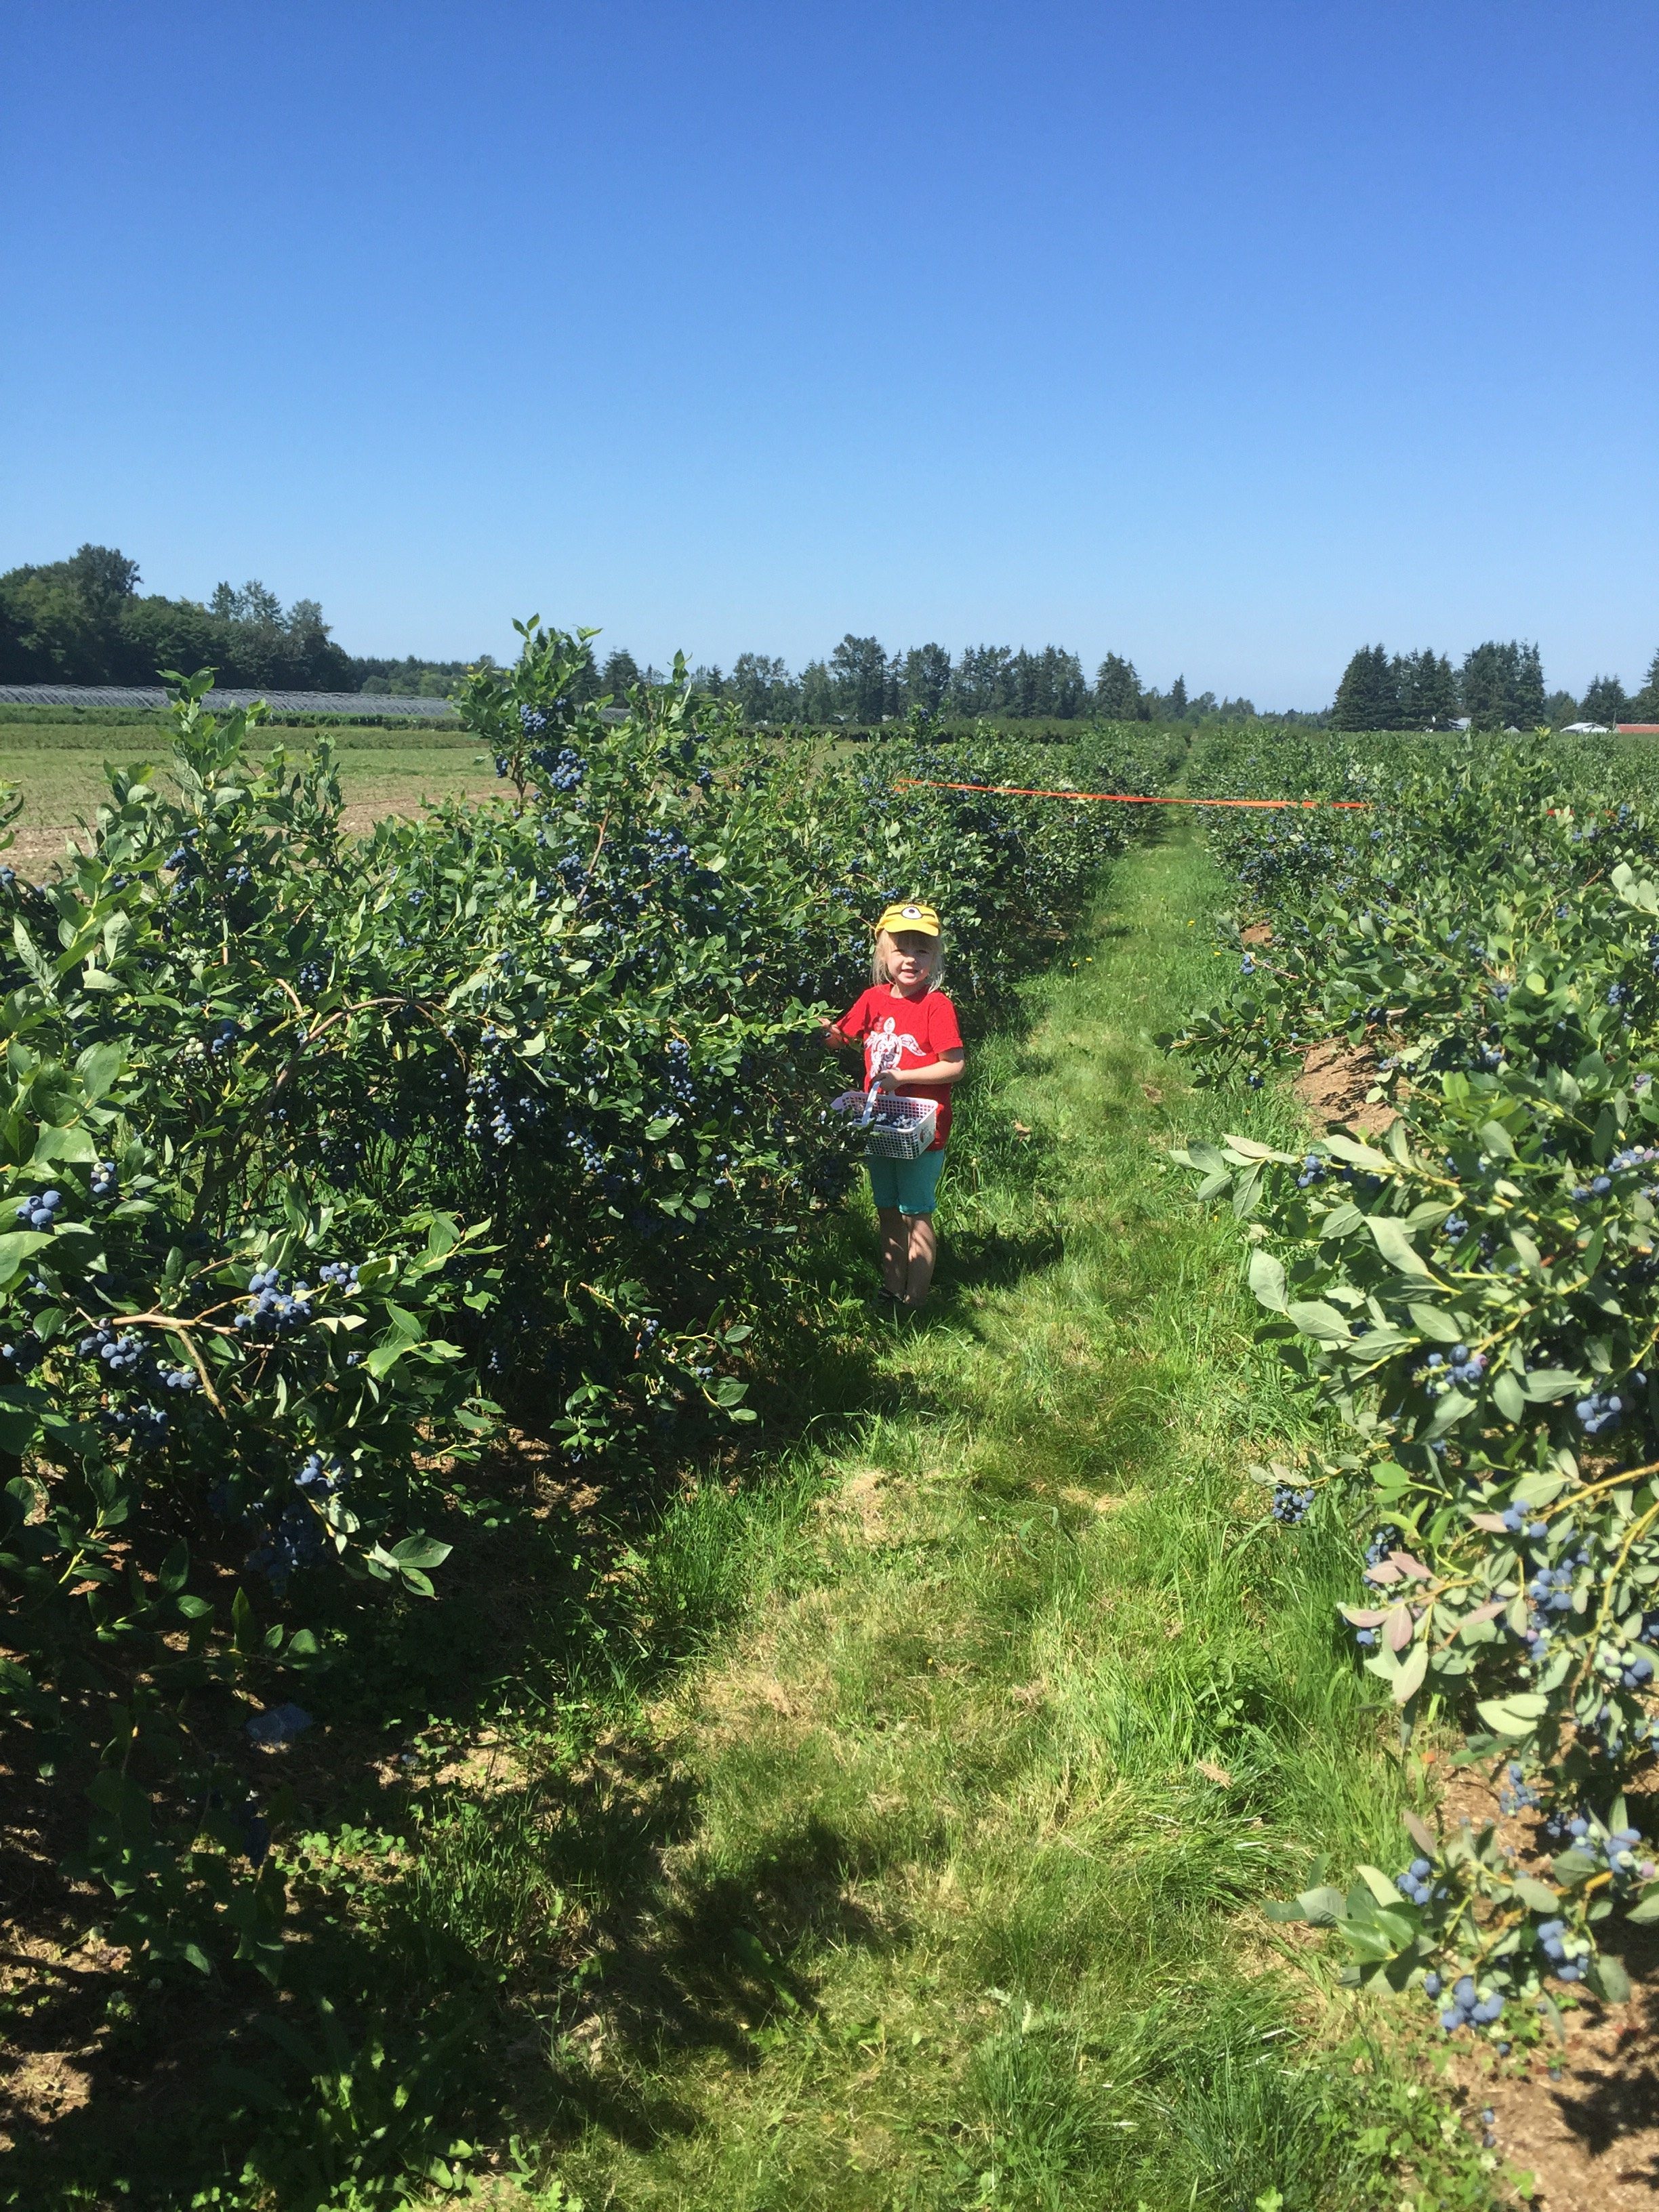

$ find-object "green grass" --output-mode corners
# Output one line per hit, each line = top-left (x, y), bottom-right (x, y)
(0, 724), (497, 851)
(440, 826), (1496, 2211)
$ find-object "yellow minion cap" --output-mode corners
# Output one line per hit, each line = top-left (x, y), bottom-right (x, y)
(874, 900), (941, 938)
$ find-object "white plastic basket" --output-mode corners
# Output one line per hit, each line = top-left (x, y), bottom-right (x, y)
(831, 1084), (939, 1160)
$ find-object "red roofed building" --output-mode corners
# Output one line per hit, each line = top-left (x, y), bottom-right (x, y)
(1618, 724), (1659, 735)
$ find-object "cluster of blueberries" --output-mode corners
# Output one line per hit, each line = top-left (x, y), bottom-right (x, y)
(78, 1326), (148, 1378)
(1394, 1855), (1446, 1907)
(1427, 1973), (1505, 2031)
(91, 1160), (118, 1201)
(208, 1019), (240, 1059)
(104, 1402), (169, 1450)
(1296, 1153), (1326, 1189)
(1523, 1553), (1582, 1639)
(1556, 1815), (1651, 1879)
(1270, 1483), (1315, 1523)
(247, 1499), (326, 1589)
(1533, 1921), (1588, 1981)
(1498, 1761), (1542, 1814)
(464, 1052), (544, 1150)
(1420, 1345), (1486, 1396)
(295, 1450), (348, 1497)
(0, 1332), (43, 1376)
(1575, 1385), (1625, 1437)
(237, 1271), (314, 1336)
(15, 1187), (64, 1232)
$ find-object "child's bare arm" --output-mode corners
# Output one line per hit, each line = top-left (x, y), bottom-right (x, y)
(888, 1048), (966, 1086)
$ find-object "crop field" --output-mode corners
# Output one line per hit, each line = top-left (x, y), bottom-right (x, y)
(2, 657), (1656, 2210)
(0, 723), (496, 877)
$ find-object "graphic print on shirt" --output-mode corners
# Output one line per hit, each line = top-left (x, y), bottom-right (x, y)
(867, 1015), (923, 1077)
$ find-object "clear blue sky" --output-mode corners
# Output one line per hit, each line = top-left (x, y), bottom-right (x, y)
(3, 0), (1654, 708)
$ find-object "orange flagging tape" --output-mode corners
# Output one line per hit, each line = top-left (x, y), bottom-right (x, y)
(893, 777), (1370, 811)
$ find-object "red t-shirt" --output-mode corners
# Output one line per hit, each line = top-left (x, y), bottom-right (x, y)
(837, 985), (964, 1149)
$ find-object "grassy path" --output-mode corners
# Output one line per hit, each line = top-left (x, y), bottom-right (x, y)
(542, 829), (1458, 2211)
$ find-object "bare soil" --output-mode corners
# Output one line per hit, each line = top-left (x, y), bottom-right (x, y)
(1292, 1038), (1399, 1136)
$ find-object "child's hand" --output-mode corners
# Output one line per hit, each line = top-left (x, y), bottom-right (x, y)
(820, 1021), (847, 1050)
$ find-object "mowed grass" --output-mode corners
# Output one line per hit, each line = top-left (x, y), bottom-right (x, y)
(432, 828), (1472, 2211)
(0, 723), (495, 869)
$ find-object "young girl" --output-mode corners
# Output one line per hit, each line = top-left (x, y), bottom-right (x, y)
(822, 900), (965, 1309)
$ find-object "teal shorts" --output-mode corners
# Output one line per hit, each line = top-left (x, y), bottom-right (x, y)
(867, 1147), (946, 1216)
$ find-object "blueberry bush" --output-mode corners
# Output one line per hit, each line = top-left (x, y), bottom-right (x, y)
(1168, 725), (1659, 2040)
(0, 634), (1163, 1992)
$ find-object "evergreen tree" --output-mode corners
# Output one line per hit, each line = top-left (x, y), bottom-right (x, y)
(1582, 673), (1631, 727)
(1093, 653), (1145, 719)
(951, 644), (1015, 718)
(829, 634), (893, 723)
(1631, 650), (1659, 722)
(1397, 647), (1458, 729)
(798, 659), (836, 722)
(1170, 674), (1188, 717)
(898, 644), (951, 718)
(600, 647), (642, 697)
(1460, 640), (1546, 729)
(729, 651), (796, 721)
(1332, 644), (1399, 730)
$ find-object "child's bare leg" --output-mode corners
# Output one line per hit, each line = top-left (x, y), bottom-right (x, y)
(877, 1207), (909, 1297)
(902, 1214), (937, 1307)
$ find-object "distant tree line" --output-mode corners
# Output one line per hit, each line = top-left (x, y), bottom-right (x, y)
(605, 636), (1256, 726)
(1332, 640), (1659, 731)
(0, 547), (478, 696)
(0, 553), (1252, 722)
(12, 546), (1655, 735)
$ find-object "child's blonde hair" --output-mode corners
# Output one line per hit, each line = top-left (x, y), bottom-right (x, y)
(872, 925), (946, 991)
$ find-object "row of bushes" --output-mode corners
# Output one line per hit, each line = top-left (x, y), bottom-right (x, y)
(1170, 729), (1659, 2038)
(0, 632), (1170, 1996)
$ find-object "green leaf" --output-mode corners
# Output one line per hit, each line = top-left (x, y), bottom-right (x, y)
(1590, 1954), (1632, 2005)
(1408, 1303), (1465, 1343)
(231, 1586), (260, 1656)
(1322, 1133), (1393, 1172)
(1477, 1118), (1515, 1160)
(1521, 1369), (1581, 1404)
(0, 1391), (43, 1455)
(75, 1042), (125, 1103)
(1248, 1249), (1288, 1313)
(1391, 1640), (1429, 1704)
(1366, 1216), (1432, 1277)
(1221, 1134), (1297, 1163)
(1355, 1864), (1405, 1906)
(389, 1534), (451, 1572)
(1290, 1885), (1349, 1926)
(1623, 1888), (1659, 1924)
(1493, 1370), (1526, 1420)
(1475, 1691), (1548, 1737)
(1514, 1876), (1559, 1913)
(0, 1229), (53, 1288)
(1286, 1299), (1352, 1343)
